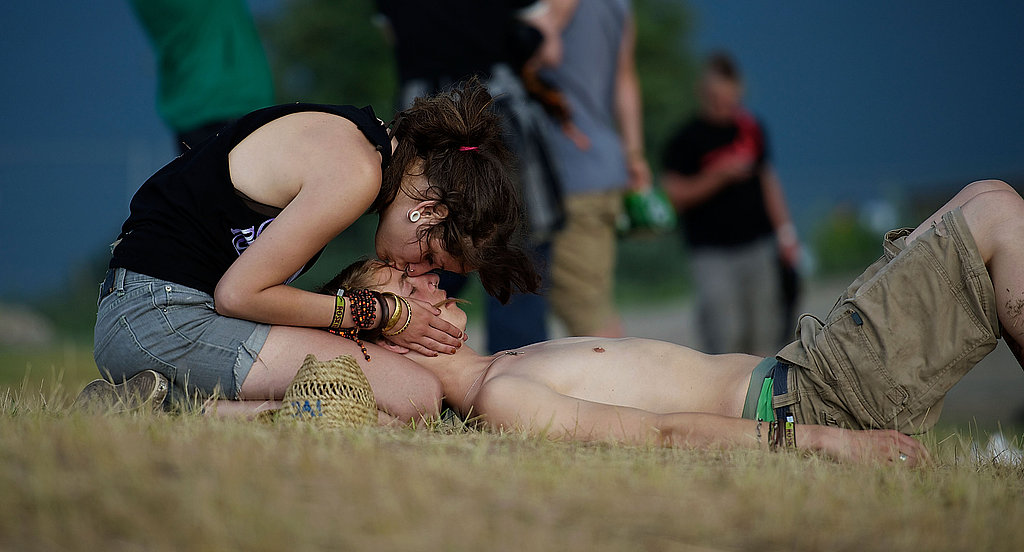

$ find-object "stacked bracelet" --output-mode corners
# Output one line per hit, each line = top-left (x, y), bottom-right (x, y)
(383, 295), (412, 337)
(763, 417), (797, 451)
(320, 289), (418, 361)
(323, 289), (379, 362)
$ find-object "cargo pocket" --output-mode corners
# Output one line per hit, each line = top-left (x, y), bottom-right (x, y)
(820, 307), (908, 428)
(820, 237), (996, 429)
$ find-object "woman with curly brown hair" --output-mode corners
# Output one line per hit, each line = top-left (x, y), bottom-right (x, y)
(85, 80), (539, 421)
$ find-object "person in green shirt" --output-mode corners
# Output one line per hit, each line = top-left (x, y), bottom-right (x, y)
(129, 0), (275, 152)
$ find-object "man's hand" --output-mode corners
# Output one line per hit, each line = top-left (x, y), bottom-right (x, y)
(776, 222), (801, 267)
(706, 153), (756, 183)
(804, 425), (930, 466)
(627, 154), (652, 192)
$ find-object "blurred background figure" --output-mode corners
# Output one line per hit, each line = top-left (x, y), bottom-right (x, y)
(541, 0), (651, 338)
(374, 0), (567, 353)
(129, 0), (275, 153)
(662, 51), (800, 356)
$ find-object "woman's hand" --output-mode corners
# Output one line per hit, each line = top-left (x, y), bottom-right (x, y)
(382, 296), (465, 356)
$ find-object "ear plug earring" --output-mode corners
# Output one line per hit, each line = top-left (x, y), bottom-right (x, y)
(408, 210), (421, 223)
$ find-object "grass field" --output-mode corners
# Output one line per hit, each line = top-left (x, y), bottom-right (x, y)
(2, 344), (1023, 551)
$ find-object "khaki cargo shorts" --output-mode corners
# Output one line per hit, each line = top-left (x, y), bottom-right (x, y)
(774, 208), (1000, 433)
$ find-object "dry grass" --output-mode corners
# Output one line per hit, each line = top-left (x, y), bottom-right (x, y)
(1, 347), (1023, 552)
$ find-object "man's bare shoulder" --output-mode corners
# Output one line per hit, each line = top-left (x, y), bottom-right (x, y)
(475, 374), (555, 405)
(473, 374), (566, 425)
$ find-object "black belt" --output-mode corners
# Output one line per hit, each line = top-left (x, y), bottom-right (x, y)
(772, 360), (794, 423)
(99, 268), (118, 300)
(770, 360), (799, 449)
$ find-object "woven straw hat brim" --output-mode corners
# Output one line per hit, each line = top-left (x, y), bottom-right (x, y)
(280, 354), (377, 428)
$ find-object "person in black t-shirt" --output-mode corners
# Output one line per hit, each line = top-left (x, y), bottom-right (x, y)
(662, 51), (801, 356)
(83, 81), (539, 421)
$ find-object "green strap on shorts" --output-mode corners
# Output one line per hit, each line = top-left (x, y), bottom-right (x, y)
(741, 357), (776, 421)
(756, 376), (776, 422)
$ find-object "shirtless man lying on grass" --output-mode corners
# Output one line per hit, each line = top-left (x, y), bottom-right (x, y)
(326, 180), (1024, 467)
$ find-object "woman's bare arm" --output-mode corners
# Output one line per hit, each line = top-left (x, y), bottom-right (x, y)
(215, 113), (382, 327)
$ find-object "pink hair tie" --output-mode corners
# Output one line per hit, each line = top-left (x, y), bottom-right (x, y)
(458, 146), (478, 152)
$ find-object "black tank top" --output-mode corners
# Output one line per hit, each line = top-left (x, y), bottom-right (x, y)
(110, 104), (392, 295)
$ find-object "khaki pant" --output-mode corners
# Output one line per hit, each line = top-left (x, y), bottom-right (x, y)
(550, 190), (623, 335)
(775, 208), (1000, 433)
(690, 237), (784, 356)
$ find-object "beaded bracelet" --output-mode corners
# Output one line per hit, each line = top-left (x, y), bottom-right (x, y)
(383, 295), (413, 337)
(346, 289), (379, 330)
(325, 326), (371, 362)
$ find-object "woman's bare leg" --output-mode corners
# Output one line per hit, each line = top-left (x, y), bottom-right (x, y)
(238, 325), (443, 422)
(205, 399), (281, 419)
(907, 179), (1024, 368)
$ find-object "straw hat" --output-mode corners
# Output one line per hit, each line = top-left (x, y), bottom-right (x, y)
(280, 354), (377, 428)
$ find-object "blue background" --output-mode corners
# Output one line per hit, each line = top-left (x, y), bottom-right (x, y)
(1, 0), (1022, 298)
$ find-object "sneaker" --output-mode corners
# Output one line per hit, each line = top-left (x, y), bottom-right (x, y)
(74, 370), (169, 414)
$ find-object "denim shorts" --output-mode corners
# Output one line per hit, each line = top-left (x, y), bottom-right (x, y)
(775, 208), (999, 433)
(93, 268), (271, 401)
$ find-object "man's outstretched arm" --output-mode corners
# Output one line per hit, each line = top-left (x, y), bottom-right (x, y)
(473, 375), (929, 465)
(475, 374), (744, 447)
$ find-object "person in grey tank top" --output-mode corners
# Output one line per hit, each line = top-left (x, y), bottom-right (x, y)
(542, 0), (652, 338)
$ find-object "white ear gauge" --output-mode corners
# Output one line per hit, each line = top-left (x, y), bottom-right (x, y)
(408, 210), (421, 223)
